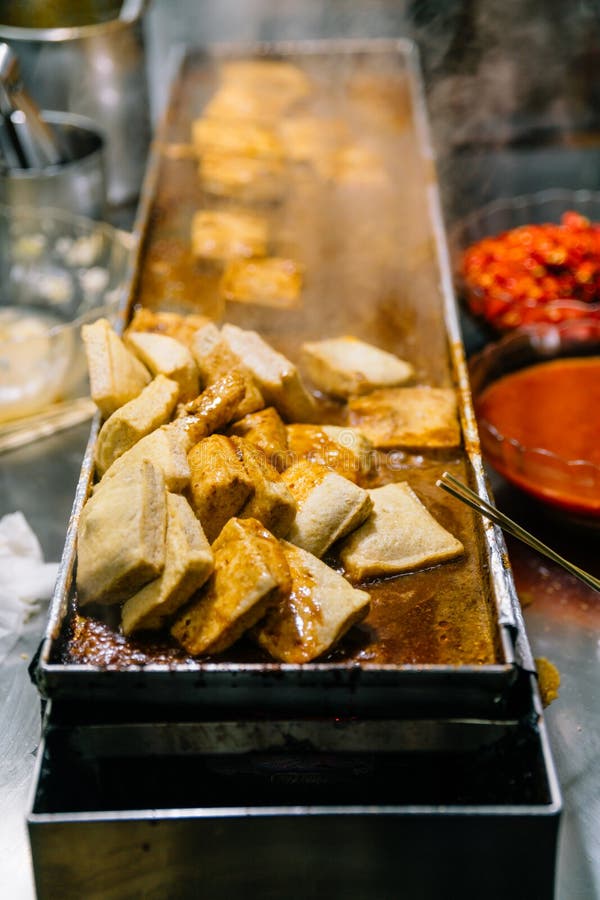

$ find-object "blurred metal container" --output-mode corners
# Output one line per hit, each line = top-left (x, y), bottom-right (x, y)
(0, 110), (105, 218)
(0, 0), (150, 208)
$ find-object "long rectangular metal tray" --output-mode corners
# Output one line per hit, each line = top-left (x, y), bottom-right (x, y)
(34, 39), (528, 715)
(28, 678), (560, 900)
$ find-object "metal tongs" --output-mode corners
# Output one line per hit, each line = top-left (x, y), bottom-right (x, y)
(0, 42), (66, 170)
(437, 471), (600, 593)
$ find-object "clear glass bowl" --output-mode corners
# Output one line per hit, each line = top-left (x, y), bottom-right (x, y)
(469, 319), (600, 523)
(451, 188), (600, 334)
(0, 205), (133, 434)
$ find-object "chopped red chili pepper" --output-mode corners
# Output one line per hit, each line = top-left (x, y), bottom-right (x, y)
(461, 211), (600, 330)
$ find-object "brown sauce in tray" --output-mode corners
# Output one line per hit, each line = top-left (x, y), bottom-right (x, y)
(63, 455), (498, 668)
(60, 51), (499, 670)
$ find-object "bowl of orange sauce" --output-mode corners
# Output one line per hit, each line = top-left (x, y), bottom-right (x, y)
(469, 319), (600, 522)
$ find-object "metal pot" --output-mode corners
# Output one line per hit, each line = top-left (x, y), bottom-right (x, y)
(0, 1), (150, 208)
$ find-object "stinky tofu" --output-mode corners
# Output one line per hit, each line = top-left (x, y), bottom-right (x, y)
(231, 436), (296, 537)
(171, 517), (291, 656)
(279, 115), (348, 164)
(199, 152), (285, 204)
(191, 209), (268, 261)
(222, 324), (317, 422)
(286, 424), (373, 483)
(174, 370), (247, 447)
(220, 257), (304, 308)
(122, 493), (214, 634)
(97, 424), (190, 493)
(82, 318), (151, 418)
(77, 459), (166, 606)
(220, 59), (311, 104)
(95, 375), (180, 476)
(192, 117), (283, 160)
(188, 434), (255, 542)
(228, 406), (288, 470)
(191, 322), (264, 417)
(124, 331), (199, 402)
(125, 309), (210, 350)
(348, 386), (461, 449)
(301, 336), (414, 398)
(340, 482), (464, 581)
(282, 460), (372, 558)
(254, 541), (370, 663)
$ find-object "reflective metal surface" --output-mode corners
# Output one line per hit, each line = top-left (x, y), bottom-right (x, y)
(2, 2), (600, 898)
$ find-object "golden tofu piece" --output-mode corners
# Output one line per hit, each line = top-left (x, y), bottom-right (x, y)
(171, 517), (291, 656)
(173, 370), (247, 449)
(199, 152), (285, 204)
(124, 331), (199, 402)
(286, 424), (372, 483)
(77, 459), (166, 606)
(222, 324), (317, 423)
(122, 493), (214, 634)
(279, 115), (348, 164)
(220, 59), (311, 104)
(228, 406), (288, 471)
(125, 309), (211, 350)
(98, 424), (190, 493)
(327, 143), (388, 185)
(191, 322), (264, 418)
(282, 460), (372, 558)
(95, 375), (180, 477)
(188, 434), (255, 543)
(82, 318), (151, 418)
(231, 436), (296, 538)
(191, 209), (268, 261)
(220, 257), (303, 309)
(348, 386), (461, 449)
(301, 336), (414, 398)
(340, 482), (464, 581)
(254, 541), (370, 663)
(192, 117), (283, 160)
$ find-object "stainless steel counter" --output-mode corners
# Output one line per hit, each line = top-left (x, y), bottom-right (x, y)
(2, 1), (600, 897)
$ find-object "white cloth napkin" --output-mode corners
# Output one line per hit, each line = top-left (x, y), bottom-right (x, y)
(0, 512), (58, 665)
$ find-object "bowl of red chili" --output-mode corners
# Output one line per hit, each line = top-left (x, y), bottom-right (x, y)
(455, 189), (600, 334)
(469, 319), (600, 521)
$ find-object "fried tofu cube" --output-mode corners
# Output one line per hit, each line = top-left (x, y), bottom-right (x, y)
(171, 517), (291, 656)
(95, 375), (180, 477)
(220, 257), (304, 309)
(98, 424), (190, 492)
(222, 324), (317, 423)
(124, 331), (199, 402)
(230, 436), (296, 538)
(77, 459), (166, 606)
(192, 117), (283, 160)
(279, 115), (348, 164)
(286, 424), (372, 483)
(228, 406), (288, 470)
(125, 309), (211, 350)
(254, 541), (370, 663)
(220, 59), (311, 104)
(340, 482), (464, 581)
(301, 336), (414, 398)
(191, 322), (264, 417)
(188, 434), (255, 543)
(173, 370), (247, 448)
(348, 386), (461, 449)
(199, 152), (285, 204)
(191, 209), (268, 261)
(82, 318), (151, 418)
(122, 493), (214, 634)
(282, 460), (372, 558)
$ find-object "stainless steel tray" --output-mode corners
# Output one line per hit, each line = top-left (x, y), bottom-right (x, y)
(34, 39), (527, 715)
(28, 679), (560, 900)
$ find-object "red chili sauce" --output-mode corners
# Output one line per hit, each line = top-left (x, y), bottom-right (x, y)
(475, 357), (600, 515)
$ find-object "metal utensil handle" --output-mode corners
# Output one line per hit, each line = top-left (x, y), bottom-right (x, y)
(437, 471), (600, 593)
